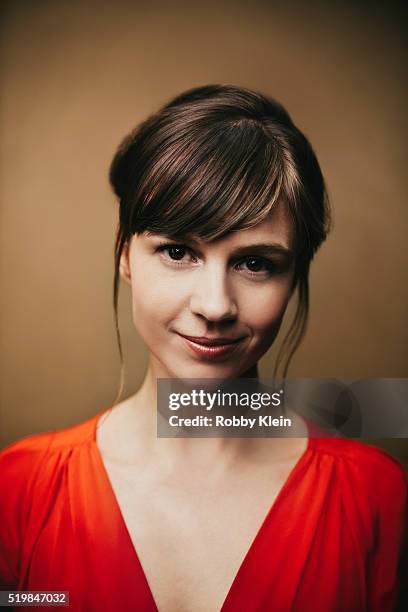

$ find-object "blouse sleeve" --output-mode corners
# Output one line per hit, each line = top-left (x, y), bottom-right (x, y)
(366, 453), (408, 612)
(0, 433), (54, 588)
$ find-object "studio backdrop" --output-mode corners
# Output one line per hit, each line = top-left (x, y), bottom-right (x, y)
(0, 0), (406, 463)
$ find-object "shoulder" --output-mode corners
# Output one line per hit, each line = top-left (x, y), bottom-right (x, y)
(0, 410), (104, 499)
(310, 439), (407, 607)
(0, 410), (107, 587)
(0, 409), (105, 466)
(0, 410), (107, 500)
(0, 410), (106, 522)
(312, 437), (406, 478)
(312, 437), (407, 517)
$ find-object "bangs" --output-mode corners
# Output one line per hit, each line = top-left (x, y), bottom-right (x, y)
(129, 118), (286, 241)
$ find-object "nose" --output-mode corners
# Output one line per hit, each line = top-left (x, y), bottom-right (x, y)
(189, 265), (238, 322)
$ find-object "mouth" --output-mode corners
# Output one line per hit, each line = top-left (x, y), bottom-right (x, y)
(176, 333), (246, 359)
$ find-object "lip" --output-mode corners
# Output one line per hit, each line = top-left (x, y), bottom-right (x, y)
(177, 333), (246, 359)
(179, 334), (245, 346)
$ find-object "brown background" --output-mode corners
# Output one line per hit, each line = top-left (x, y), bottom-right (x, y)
(1, 0), (407, 463)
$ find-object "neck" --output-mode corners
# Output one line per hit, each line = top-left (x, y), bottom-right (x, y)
(139, 358), (260, 406)
(114, 357), (307, 472)
(125, 358), (263, 462)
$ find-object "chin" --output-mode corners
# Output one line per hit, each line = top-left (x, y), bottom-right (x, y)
(162, 358), (248, 380)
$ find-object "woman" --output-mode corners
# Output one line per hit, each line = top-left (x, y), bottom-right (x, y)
(0, 85), (406, 611)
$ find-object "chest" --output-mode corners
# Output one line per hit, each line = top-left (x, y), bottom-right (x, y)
(22, 440), (371, 612)
(101, 456), (301, 612)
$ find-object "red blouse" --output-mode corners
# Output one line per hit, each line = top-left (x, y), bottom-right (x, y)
(0, 409), (406, 611)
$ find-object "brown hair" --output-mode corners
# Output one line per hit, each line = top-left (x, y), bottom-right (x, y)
(109, 84), (331, 403)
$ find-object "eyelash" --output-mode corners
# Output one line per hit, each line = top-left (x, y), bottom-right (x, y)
(156, 243), (277, 278)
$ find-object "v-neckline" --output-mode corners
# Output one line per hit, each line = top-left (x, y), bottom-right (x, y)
(91, 408), (314, 612)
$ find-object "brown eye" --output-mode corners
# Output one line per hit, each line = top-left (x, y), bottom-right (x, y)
(156, 243), (191, 263)
(167, 246), (186, 260)
(245, 257), (265, 272)
(239, 257), (275, 275)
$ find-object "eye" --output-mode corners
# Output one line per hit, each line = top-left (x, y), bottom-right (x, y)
(156, 243), (196, 264)
(236, 257), (276, 276)
(164, 245), (186, 260)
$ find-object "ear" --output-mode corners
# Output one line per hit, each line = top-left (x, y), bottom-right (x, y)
(119, 241), (132, 285)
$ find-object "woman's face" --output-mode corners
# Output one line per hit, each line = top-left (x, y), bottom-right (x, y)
(120, 205), (296, 379)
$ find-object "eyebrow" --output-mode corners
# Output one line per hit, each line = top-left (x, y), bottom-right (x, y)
(152, 234), (293, 259)
(225, 243), (293, 259)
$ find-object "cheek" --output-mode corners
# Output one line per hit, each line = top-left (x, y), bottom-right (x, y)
(241, 282), (292, 361)
(129, 268), (185, 331)
(241, 280), (292, 332)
